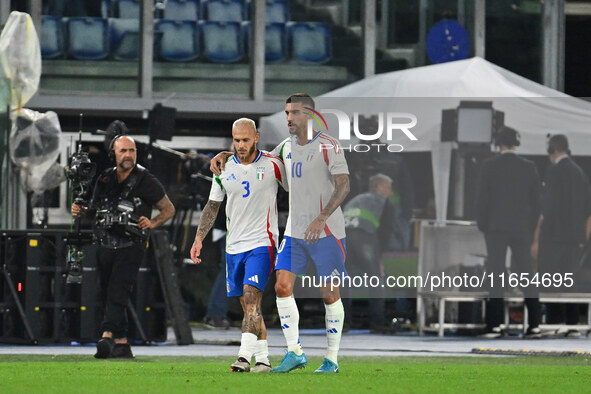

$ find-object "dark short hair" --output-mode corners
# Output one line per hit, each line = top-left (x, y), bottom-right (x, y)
(494, 126), (520, 148)
(286, 93), (315, 109)
(547, 134), (569, 154)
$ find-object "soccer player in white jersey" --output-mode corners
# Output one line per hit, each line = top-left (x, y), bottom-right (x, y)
(191, 118), (287, 373)
(210, 94), (350, 374)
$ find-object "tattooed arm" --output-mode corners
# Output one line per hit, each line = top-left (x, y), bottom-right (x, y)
(304, 173), (350, 244)
(189, 199), (222, 264)
(138, 195), (175, 229)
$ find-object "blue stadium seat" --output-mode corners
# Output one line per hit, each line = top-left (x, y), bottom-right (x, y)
(243, 21), (287, 63)
(41, 15), (65, 59)
(109, 18), (140, 60)
(67, 17), (109, 60)
(266, 0), (289, 23)
(200, 21), (244, 63)
(155, 20), (199, 61)
(205, 0), (246, 22)
(163, 0), (200, 21)
(118, 0), (140, 18)
(290, 22), (332, 64)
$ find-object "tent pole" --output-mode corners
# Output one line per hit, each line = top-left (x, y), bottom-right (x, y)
(418, 0), (428, 66)
(474, 0), (485, 58)
(542, 0), (565, 91)
(363, 0), (377, 78)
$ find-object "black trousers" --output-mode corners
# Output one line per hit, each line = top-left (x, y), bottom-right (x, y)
(97, 244), (146, 338)
(539, 241), (582, 325)
(343, 228), (385, 327)
(484, 233), (541, 329)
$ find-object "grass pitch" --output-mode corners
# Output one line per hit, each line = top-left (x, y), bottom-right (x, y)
(0, 355), (589, 393)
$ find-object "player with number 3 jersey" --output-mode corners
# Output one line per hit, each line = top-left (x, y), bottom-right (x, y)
(191, 118), (287, 373)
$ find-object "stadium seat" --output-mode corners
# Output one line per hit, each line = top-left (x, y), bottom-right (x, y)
(109, 18), (140, 60)
(41, 15), (65, 59)
(266, 0), (289, 23)
(243, 21), (287, 63)
(155, 20), (199, 61)
(163, 0), (200, 21)
(205, 0), (246, 22)
(118, 0), (140, 18)
(67, 17), (110, 60)
(201, 21), (244, 63)
(290, 22), (332, 64)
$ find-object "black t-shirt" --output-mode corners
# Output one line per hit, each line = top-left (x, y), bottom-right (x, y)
(91, 165), (165, 217)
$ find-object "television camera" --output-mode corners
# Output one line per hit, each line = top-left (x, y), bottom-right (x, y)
(64, 126), (96, 284)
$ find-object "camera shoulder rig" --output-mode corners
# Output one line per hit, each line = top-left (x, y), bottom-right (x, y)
(94, 165), (150, 248)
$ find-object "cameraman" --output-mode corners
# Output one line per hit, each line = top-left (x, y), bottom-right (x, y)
(72, 135), (175, 358)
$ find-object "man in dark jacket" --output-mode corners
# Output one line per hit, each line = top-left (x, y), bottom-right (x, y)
(343, 173), (396, 331)
(476, 126), (541, 338)
(531, 134), (591, 337)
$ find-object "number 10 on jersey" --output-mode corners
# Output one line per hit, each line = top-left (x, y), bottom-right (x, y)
(292, 162), (302, 178)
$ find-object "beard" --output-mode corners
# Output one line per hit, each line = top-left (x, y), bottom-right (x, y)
(118, 158), (135, 171)
(237, 144), (256, 161)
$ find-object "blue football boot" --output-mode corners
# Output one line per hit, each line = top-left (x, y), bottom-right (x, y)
(314, 358), (339, 373)
(271, 351), (307, 373)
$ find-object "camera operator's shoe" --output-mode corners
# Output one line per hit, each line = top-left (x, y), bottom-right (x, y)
(272, 351), (307, 373)
(110, 343), (134, 359)
(230, 357), (250, 372)
(479, 327), (503, 339)
(524, 327), (542, 339)
(94, 338), (114, 359)
(314, 358), (339, 373)
(250, 362), (272, 373)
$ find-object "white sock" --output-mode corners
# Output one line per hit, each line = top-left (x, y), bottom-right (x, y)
(237, 333), (258, 362)
(325, 299), (344, 365)
(254, 339), (270, 365)
(276, 296), (303, 355)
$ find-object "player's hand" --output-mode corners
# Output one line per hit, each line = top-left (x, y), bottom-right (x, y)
(210, 152), (229, 176)
(304, 214), (328, 244)
(71, 203), (81, 216)
(190, 237), (203, 264)
(138, 216), (155, 229)
(530, 241), (539, 260)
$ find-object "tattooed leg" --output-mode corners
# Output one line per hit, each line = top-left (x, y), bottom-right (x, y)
(241, 285), (265, 339)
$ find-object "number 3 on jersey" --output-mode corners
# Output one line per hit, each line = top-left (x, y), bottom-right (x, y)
(242, 181), (250, 197)
(292, 162), (302, 178)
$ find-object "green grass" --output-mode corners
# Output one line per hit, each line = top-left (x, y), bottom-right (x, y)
(0, 355), (589, 393)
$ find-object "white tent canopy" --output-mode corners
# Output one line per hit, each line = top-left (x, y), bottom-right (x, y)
(259, 57), (591, 156)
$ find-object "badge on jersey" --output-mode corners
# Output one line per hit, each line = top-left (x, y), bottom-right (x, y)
(256, 167), (265, 181)
(306, 149), (315, 161)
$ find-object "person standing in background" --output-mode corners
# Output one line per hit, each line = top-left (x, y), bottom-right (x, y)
(476, 126), (541, 338)
(531, 134), (591, 337)
(342, 173), (395, 332)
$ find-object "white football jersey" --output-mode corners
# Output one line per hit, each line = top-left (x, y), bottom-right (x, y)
(270, 133), (349, 239)
(208, 151), (287, 254)
(269, 136), (292, 187)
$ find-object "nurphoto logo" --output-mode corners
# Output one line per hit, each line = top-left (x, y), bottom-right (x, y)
(305, 107), (418, 153)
